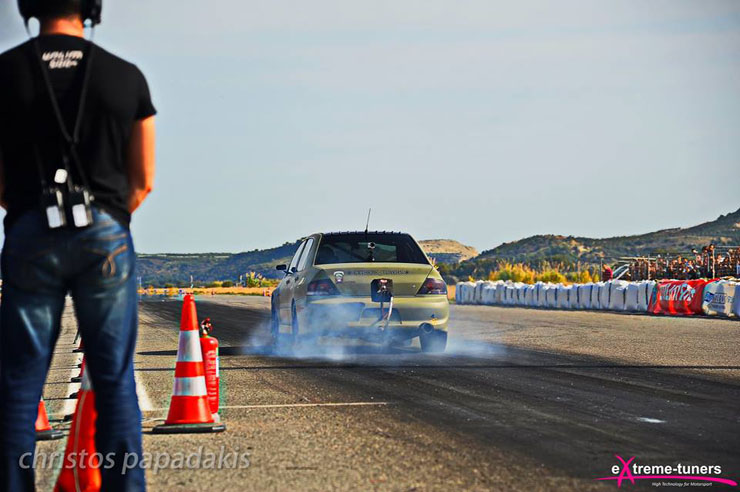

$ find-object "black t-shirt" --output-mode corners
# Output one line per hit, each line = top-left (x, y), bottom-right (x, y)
(0, 34), (156, 230)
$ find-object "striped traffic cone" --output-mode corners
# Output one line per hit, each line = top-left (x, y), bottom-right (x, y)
(54, 364), (101, 492)
(35, 397), (63, 441)
(153, 294), (225, 434)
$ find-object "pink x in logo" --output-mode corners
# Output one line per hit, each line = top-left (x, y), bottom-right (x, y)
(615, 455), (636, 487)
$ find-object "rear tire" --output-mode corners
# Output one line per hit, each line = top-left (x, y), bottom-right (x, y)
(419, 330), (447, 353)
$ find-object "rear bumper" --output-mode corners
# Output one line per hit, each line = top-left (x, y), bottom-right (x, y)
(296, 295), (449, 338)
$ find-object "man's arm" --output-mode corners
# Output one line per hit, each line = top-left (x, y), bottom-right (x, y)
(127, 116), (155, 213)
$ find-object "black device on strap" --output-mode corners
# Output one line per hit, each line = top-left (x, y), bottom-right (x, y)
(32, 36), (96, 228)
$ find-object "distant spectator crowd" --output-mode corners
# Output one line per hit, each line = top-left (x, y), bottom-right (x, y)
(628, 245), (740, 281)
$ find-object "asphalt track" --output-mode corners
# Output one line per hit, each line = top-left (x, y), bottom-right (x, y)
(37, 296), (740, 491)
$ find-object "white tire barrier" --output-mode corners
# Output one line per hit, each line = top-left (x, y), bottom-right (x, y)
(598, 282), (611, 310)
(503, 283), (514, 305)
(578, 283), (594, 310)
(517, 283), (529, 306)
(557, 284), (572, 309)
(459, 282), (476, 305)
(486, 281), (501, 305)
(524, 284), (536, 306)
(638, 281), (655, 312)
(473, 281), (487, 305)
(702, 280), (737, 317)
(513, 282), (526, 305)
(610, 285), (628, 311)
(534, 283), (547, 307)
(607, 280), (629, 311)
(569, 285), (579, 308)
(455, 278), (736, 318)
(481, 283), (494, 305)
(545, 284), (558, 308)
(497, 283), (506, 305)
(591, 282), (604, 310)
(624, 283), (640, 312)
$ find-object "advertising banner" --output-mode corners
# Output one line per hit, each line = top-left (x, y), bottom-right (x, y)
(649, 279), (710, 315)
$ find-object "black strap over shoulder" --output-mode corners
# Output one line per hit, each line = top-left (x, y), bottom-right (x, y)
(31, 37), (96, 192)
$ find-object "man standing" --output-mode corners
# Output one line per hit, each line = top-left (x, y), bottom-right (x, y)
(0, 1), (155, 490)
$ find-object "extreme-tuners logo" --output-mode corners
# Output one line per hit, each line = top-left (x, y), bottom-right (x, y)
(595, 455), (737, 488)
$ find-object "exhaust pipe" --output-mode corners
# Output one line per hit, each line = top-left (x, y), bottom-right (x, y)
(419, 323), (434, 334)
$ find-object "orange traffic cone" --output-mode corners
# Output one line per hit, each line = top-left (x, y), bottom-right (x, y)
(36, 398), (63, 441)
(54, 365), (101, 492)
(153, 294), (225, 434)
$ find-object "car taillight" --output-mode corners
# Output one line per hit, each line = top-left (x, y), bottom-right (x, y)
(307, 279), (340, 296)
(418, 278), (447, 295)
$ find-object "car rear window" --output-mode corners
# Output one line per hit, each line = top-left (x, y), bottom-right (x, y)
(315, 233), (429, 265)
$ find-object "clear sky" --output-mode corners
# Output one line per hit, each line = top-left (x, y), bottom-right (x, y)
(1, 0), (739, 253)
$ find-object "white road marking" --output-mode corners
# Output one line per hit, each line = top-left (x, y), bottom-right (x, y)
(637, 417), (665, 424)
(142, 401), (391, 412)
(220, 402), (392, 409)
(134, 371), (154, 412)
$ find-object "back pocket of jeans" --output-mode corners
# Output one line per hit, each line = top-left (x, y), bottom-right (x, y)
(1, 241), (61, 292)
(79, 234), (134, 288)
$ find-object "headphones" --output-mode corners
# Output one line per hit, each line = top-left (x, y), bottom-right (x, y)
(18, 0), (102, 26)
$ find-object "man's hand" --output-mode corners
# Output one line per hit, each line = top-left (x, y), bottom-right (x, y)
(127, 116), (156, 213)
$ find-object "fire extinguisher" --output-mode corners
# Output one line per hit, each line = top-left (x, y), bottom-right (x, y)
(199, 318), (220, 422)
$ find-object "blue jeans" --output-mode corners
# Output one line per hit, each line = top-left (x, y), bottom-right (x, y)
(0, 207), (145, 491)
